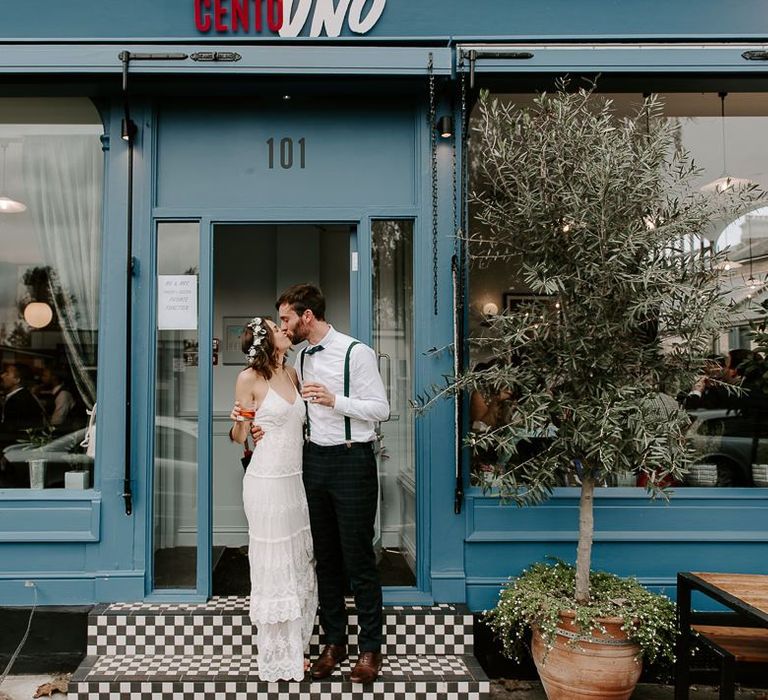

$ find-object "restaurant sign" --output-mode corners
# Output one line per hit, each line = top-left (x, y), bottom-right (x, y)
(195, 0), (387, 37)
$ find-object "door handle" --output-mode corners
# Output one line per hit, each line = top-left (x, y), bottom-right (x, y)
(378, 352), (392, 423)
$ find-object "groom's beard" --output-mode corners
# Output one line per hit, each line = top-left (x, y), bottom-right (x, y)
(290, 322), (309, 345)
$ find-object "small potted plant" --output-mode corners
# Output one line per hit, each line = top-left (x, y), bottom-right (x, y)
(19, 426), (55, 489)
(421, 84), (762, 698)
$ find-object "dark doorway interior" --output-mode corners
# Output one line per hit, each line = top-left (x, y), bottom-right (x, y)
(211, 546), (415, 596)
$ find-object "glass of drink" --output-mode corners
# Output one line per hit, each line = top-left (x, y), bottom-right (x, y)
(237, 403), (257, 422)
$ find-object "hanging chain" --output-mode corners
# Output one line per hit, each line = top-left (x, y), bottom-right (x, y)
(428, 52), (439, 315)
(451, 74), (458, 256)
(459, 52), (468, 242)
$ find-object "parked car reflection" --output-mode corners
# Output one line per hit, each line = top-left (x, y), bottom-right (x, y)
(0, 416), (198, 489)
(686, 409), (768, 487)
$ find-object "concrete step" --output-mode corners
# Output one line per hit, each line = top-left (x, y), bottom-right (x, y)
(86, 597), (473, 657)
(70, 652), (490, 699)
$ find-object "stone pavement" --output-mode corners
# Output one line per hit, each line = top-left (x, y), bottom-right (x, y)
(1, 674), (768, 699)
(0, 674), (63, 700)
(0, 675), (768, 700)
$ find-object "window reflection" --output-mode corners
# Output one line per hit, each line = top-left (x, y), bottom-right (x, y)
(468, 92), (768, 488)
(0, 99), (102, 489)
(153, 222), (200, 589)
(372, 220), (417, 583)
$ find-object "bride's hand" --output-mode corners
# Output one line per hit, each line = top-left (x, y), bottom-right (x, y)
(230, 401), (243, 421)
(250, 422), (265, 444)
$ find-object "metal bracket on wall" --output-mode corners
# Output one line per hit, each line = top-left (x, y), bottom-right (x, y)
(742, 50), (768, 61)
(190, 51), (242, 62)
(461, 48), (535, 89)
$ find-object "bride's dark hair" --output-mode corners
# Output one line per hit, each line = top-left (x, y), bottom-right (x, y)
(241, 316), (280, 380)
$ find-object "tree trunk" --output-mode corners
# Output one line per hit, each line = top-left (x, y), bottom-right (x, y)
(575, 474), (595, 604)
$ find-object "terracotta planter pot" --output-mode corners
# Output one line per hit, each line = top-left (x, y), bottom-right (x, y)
(531, 611), (642, 700)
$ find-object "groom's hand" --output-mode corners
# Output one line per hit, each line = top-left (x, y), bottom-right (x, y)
(301, 382), (335, 408)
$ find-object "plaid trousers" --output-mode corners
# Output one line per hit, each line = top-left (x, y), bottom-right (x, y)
(302, 441), (382, 652)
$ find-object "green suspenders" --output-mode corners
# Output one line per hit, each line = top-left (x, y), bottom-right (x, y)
(301, 340), (360, 444)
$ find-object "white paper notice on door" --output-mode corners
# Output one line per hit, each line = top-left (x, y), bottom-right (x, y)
(157, 275), (198, 330)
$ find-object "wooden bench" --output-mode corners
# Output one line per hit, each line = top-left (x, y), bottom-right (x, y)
(676, 572), (768, 700)
(690, 625), (768, 700)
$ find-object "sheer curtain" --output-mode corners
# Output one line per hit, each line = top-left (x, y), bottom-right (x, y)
(21, 135), (102, 409)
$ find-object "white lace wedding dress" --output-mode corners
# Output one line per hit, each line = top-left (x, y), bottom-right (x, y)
(242, 384), (317, 682)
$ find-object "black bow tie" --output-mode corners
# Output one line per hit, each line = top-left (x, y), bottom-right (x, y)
(305, 344), (325, 356)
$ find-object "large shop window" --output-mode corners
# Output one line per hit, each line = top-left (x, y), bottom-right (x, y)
(468, 92), (768, 490)
(0, 99), (103, 490)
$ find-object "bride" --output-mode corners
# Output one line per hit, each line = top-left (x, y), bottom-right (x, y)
(229, 316), (317, 682)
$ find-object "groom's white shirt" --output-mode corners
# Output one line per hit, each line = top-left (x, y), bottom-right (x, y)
(295, 326), (389, 446)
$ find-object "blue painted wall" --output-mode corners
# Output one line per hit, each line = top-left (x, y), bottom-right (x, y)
(465, 490), (768, 611)
(154, 99), (416, 209)
(2, 1), (768, 610)
(2, 0), (768, 40)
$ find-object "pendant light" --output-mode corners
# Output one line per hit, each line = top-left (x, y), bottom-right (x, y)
(0, 142), (26, 213)
(23, 301), (53, 328)
(745, 214), (762, 298)
(702, 92), (754, 194)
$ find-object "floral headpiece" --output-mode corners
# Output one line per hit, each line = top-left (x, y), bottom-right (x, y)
(245, 316), (268, 365)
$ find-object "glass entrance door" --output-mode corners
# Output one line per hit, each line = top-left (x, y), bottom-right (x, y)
(150, 219), (418, 595)
(206, 221), (418, 595)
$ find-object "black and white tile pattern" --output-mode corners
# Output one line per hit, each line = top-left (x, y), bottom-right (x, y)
(73, 679), (489, 699)
(79, 653), (475, 681)
(88, 599), (474, 657)
(73, 598), (488, 699)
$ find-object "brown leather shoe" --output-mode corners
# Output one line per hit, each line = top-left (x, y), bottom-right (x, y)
(310, 644), (347, 680)
(349, 651), (383, 683)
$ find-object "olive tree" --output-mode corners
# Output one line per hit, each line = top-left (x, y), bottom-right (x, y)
(434, 87), (762, 603)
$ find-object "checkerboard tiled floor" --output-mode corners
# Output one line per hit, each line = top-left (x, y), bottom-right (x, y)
(80, 653), (474, 681)
(73, 679), (488, 699)
(71, 598), (489, 699)
(88, 599), (474, 657)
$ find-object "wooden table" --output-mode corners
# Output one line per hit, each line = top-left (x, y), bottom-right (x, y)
(675, 572), (768, 700)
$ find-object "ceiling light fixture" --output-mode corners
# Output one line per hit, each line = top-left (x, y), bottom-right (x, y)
(702, 92), (754, 194)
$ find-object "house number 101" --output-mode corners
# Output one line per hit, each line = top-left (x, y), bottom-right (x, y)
(267, 137), (306, 169)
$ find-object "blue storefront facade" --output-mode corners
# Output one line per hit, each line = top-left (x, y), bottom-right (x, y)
(1, 1), (768, 614)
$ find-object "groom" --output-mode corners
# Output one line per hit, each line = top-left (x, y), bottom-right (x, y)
(275, 283), (390, 683)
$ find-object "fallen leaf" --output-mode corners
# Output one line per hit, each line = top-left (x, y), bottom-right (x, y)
(33, 677), (68, 698)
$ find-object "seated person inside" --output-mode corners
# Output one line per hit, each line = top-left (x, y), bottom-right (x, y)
(0, 362), (48, 487)
(681, 349), (752, 411)
(36, 363), (83, 434)
(469, 356), (549, 482)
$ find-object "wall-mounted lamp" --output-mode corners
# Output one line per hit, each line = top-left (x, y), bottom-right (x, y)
(23, 301), (53, 329)
(121, 117), (137, 142)
(482, 302), (499, 317)
(436, 115), (454, 139)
